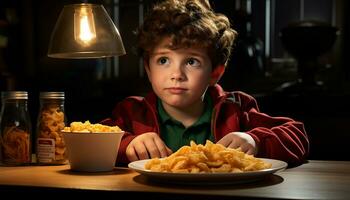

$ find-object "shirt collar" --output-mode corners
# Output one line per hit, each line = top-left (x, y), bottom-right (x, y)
(157, 95), (212, 126)
(158, 99), (172, 123)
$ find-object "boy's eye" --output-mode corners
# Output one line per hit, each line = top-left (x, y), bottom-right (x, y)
(187, 58), (200, 67)
(157, 57), (169, 65)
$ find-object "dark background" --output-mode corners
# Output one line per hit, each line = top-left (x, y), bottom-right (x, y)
(1, 0), (349, 161)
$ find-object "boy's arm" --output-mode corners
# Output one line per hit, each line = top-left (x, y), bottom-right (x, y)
(238, 92), (309, 166)
(100, 96), (159, 165)
(99, 117), (136, 165)
(100, 98), (140, 165)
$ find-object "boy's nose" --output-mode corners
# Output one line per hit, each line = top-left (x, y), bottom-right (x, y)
(170, 66), (185, 81)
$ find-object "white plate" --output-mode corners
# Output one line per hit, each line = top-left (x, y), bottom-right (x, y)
(128, 158), (288, 185)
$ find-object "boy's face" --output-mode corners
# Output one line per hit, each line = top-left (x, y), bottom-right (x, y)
(146, 37), (213, 109)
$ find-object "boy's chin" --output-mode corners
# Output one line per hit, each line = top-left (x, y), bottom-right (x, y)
(163, 99), (201, 109)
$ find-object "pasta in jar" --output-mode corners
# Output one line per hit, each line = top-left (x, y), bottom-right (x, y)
(36, 92), (67, 165)
(1, 126), (31, 164)
(0, 91), (32, 165)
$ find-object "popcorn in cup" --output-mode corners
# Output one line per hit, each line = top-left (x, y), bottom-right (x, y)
(62, 121), (124, 172)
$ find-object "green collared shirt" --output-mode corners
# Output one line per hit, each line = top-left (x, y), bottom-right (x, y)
(157, 95), (214, 152)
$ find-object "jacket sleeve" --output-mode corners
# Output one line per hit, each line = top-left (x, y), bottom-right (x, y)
(238, 92), (309, 166)
(100, 98), (139, 165)
(101, 106), (136, 164)
(100, 96), (159, 166)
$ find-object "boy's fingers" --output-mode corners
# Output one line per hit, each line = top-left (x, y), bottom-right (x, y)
(134, 142), (149, 160)
(166, 147), (173, 155)
(227, 140), (240, 149)
(126, 146), (138, 162)
(216, 137), (231, 147)
(144, 139), (161, 158)
(153, 138), (168, 158)
(246, 148), (254, 155)
(242, 143), (256, 155)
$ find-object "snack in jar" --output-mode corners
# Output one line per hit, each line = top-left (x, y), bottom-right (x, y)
(0, 91), (32, 165)
(36, 92), (67, 165)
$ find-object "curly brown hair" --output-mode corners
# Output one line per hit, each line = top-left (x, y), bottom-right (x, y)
(137, 0), (237, 68)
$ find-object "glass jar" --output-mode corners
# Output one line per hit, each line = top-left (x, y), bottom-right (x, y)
(36, 92), (67, 165)
(0, 91), (32, 165)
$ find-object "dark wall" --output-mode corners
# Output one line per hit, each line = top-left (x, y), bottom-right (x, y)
(1, 0), (151, 123)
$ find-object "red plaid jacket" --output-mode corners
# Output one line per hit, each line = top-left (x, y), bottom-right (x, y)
(102, 84), (309, 166)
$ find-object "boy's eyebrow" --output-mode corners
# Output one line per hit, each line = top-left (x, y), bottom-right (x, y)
(150, 48), (172, 55)
(186, 51), (207, 57)
(150, 46), (207, 57)
(151, 50), (206, 58)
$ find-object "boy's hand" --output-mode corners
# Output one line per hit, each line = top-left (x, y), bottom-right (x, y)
(126, 132), (173, 162)
(216, 132), (257, 155)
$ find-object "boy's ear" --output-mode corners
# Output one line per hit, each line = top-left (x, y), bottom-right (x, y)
(209, 64), (225, 86)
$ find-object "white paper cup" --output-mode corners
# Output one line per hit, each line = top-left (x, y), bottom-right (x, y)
(62, 131), (124, 172)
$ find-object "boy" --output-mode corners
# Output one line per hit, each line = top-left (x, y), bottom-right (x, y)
(102, 0), (309, 166)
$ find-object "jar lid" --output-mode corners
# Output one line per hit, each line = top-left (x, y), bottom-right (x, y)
(1, 91), (28, 99)
(40, 92), (65, 99)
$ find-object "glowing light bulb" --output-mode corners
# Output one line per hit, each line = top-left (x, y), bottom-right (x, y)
(48, 4), (126, 58)
(74, 6), (96, 46)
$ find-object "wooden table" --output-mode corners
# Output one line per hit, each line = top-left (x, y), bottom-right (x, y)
(0, 160), (349, 199)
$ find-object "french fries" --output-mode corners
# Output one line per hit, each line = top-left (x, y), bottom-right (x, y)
(145, 140), (272, 173)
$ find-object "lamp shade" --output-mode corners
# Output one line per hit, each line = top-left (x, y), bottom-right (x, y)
(48, 3), (126, 59)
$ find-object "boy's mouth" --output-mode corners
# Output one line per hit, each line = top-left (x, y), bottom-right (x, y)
(165, 87), (187, 94)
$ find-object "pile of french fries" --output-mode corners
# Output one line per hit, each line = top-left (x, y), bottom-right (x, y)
(145, 140), (272, 173)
